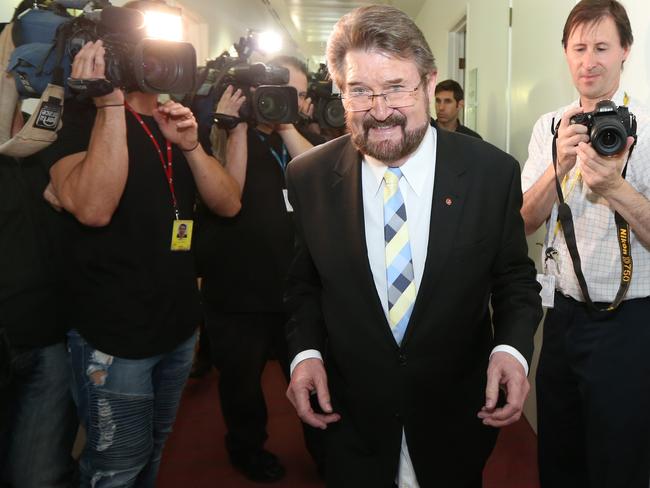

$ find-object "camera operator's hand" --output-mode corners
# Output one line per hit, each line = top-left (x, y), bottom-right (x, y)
(577, 136), (635, 198)
(153, 101), (199, 151)
(299, 96), (314, 121)
(70, 41), (124, 106)
(556, 106), (590, 177)
(216, 85), (246, 134)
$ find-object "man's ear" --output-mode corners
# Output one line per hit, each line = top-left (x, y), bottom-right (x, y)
(426, 71), (438, 99)
(459, 100), (465, 110)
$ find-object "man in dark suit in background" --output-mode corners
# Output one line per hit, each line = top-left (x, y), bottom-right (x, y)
(434, 79), (482, 139)
(284, 5), (542, 488)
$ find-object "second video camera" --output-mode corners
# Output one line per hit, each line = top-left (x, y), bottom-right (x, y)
(216, 61), (299, 125)
(569, 99), (636, 156)
(308, 65), (345, 129)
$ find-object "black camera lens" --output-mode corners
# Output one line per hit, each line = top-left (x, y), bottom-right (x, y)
(321, 98), (345, 128)
(591, 121), (626, 156)
(252, 86), (299, 124)
(133, 39), (196, 94)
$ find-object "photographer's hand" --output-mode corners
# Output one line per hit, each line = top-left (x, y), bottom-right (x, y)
(556, 106), (590, 177)
(70, 41), (124, 106)
(577, 136), (634, 197)
(299, 96), (314, 121)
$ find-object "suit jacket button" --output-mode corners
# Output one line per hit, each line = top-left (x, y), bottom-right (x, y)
(399, 353), (407, 366)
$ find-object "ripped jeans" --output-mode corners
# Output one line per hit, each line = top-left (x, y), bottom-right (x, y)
(67, 330), (196, 488)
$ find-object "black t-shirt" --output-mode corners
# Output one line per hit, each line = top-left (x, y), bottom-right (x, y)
(0, 153), (66, 349)
(42, 99), (201, 358)
(196, 127), (323, 313)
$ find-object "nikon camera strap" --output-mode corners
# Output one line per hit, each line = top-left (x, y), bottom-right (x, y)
(550, 121), (637, 312)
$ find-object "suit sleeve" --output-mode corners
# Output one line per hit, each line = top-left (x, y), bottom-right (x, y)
(283, 162), (328, 360)
(490, 158), (543, 363)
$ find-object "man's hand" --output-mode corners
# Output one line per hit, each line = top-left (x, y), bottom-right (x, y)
(43, 181), (62, 212)
(299, 96), (314, 121)
(216, 85), (246, 118)
(69, 40), (124, 106)
(153, 101), (199, 151)
(577, 136), (634, 198)
(286, 358), (341, 429)
(478, 351), (529, 428)
(555, 106), (590, 177)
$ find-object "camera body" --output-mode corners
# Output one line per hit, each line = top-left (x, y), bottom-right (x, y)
(66, 6), (196, 94)
(307, 66), (345, 129)
(569, 100), (636, 156)
(216, 62), (299, 125)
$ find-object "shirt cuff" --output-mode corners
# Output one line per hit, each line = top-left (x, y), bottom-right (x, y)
(490, 345), (529, 376)
(289, 349), (323, 377)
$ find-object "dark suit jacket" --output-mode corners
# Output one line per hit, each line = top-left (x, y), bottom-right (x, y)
(284, 128), (542, 487)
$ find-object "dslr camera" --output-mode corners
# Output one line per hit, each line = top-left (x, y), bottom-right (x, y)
(569, 100), (636, 156)
(66, 2), (196, 96)
(195, 32), (299, 126)
(307, 64), (345, 129)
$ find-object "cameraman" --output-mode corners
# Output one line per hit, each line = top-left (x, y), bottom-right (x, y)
(520, 1), (650, 487)
(196, 56), (325, 482)
(44, 16), (241, 488)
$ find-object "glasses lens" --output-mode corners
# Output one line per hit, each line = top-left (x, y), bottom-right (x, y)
(344, 95), (370, 112)
(385, 90), (416, 108)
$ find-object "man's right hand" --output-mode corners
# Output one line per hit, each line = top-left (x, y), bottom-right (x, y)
(555, 106), (590, 177)
(70, 40), (124, 107)
(286, 358), (341, 429)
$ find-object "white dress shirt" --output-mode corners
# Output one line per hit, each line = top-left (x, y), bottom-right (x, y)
(521, 88), (650, 302)
(291, 126), (528, 487)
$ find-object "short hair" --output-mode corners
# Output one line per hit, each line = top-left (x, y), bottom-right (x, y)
(326, 5), (436, 89)
(562, 0), (633, 49)
(435, 79), (464, 102)
(268, 55), (309, 79)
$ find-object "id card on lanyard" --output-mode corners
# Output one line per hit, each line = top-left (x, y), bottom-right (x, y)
(126, 103), (193, 251)
(256, 130), (292, 212)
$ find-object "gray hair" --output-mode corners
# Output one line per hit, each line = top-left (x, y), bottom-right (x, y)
(326, 5), (437, 89)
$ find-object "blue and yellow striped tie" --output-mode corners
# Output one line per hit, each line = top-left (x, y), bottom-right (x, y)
(383, 167), (416, 345)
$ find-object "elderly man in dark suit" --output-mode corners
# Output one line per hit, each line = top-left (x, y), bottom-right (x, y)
(284, 5), (542, 488)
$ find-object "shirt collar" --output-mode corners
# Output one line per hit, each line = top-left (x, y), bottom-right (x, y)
(363, 126), (436, 197)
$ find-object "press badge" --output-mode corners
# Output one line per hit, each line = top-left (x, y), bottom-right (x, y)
(170, 220), (193, 251)
(282, 189), (293, 212)
(536, 274), (556, 308)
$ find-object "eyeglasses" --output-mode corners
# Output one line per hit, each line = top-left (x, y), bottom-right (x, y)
(341, 82), (422, 112)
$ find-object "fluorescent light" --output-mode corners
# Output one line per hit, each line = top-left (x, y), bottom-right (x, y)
(144, 11), (183, 41)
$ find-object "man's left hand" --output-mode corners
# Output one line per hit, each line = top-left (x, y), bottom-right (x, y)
(153, 100), (199, 151)
(478, 351), (529, 428)
(577, 136), (635, 198)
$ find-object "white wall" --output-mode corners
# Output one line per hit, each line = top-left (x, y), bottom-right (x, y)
(620, 0), (650, 104)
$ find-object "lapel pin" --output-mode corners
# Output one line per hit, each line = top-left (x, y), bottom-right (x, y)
(445, 197), (453, 206)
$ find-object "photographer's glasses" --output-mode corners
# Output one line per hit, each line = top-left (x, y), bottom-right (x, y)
(341, 81), (423, 112)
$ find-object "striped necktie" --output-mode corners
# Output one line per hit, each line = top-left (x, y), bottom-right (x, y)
(383, 167), (416, 345)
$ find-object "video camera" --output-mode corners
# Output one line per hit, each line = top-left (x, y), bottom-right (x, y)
(65, 1), (196, 96)
(307, 64), (345, 129)
(198, 32), (299, 126)
(7, 0), (196, 99)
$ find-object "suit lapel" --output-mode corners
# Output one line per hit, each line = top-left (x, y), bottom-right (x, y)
(402, 128), (469, 347)
(331, 138), (399, 351)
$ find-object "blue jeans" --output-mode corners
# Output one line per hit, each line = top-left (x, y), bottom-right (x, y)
(0, 342), (77, 488)
(68, 330), (196, 488)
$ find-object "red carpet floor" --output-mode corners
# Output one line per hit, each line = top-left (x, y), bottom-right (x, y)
(158, 361), (539, 488)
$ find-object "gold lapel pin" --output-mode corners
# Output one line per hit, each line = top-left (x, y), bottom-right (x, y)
(445, 197), (453, 206)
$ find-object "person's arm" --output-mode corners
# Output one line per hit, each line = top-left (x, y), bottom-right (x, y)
(284, 160), (339, 429)
(577, 137), (650, 247)
(153, 101), (241, 217)
(214, 86), (248, 191)
(521, 106), (589, 235)
(49, 41), (128, 227)
(276, 123), (315, 158)
(479, 157), (543, 428)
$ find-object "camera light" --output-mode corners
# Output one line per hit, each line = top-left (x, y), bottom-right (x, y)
(144, 11), (183, 41)
(257, 31), (282, 54)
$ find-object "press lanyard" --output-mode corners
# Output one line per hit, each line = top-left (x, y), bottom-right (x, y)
(256, 130), (288, 172)
(125, 103), (180, 220)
